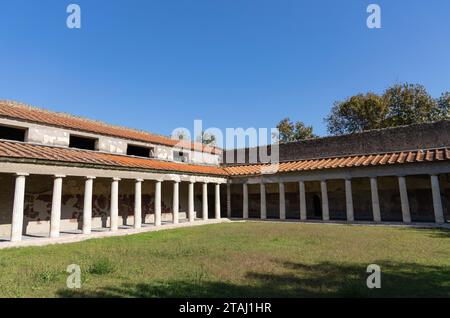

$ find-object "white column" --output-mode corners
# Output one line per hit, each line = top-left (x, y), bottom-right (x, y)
(430, 175), (445, 224)
(155, 180), (162, 226)
(10, 173), (28, 242)
(279, 182), (286, 220)
(50, 175), (65, 238)
(83, 176), (95, 234)
(226, 183), (231, 217)
(320, 180), (330, 221)
(188, 182), (195, 222)
(110, 177), (120, 231)
(370, 177), (381, 222)
(173, 181), (179, 224)
(243, 183), (249, 219)
(134, 179), (143, 229)
(345, 179), (354, 222)
(202, 182), (208, 221)
(299, 181), (307, 220)
(398, 176), (411, 223)
(215, 183), (221, 219)
(260, 183), (267, 219)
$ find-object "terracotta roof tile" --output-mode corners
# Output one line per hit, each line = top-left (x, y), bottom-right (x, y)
(0, 141), (227, 176)
(224, 148), (450, 176)
(0, 101), (221, 155)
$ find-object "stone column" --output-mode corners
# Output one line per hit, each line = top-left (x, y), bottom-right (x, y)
(370, 177), (381, 222)
(188, 182), (195, 222)
(10, 173), (28, 242)
(83, 176), (95, 235)
(134, 179), (143, 229)
(155, 180), (162, 226)
(260, 183), (267, 219)
(110, 177), (120, 231)
(345, 179), (354, 222)
(50, 175), (65, 238)
(279, 182), (286, 220)
(202, 182), (208, 221)
(299, 181), (307, 221)
(430, 175), (445, 224)
(398, 176), (411, 223)
(226, 183), (231, 218)
(173, 181), (179, 224)
(243, 183), (249, 219)
(320, 180), (330, 221)
(215, 183), (221, 219)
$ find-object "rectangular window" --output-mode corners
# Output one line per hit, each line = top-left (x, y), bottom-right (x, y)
(173, 150), (189, 163)
(127, 144), (154, 158)
(0, 125), (27, 142)
(69, 135), (97, 150)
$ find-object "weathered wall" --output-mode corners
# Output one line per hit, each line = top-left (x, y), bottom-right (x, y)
(223, 120), (450, 164)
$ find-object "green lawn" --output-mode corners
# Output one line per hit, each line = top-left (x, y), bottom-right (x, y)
(0, 222), (449, 298)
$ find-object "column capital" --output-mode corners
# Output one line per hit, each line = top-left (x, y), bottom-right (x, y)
(85, 176), (96, 180)
(112, 177), (121, 181)
(15, 172), (29, 177)
(135, 178), (144, 183)
(53, 174), (66, 179)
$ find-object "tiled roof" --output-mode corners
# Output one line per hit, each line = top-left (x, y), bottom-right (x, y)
(0, 141), (447, 177)
(0, 140), (227, 176)
(0, 101), (221, 154)
(223, 148), (450, 176)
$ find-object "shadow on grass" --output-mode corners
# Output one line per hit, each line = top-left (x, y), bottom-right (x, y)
(399, 227), (450, 239)
(57, 260), (450, 298)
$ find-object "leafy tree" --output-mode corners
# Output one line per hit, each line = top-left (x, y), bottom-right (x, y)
(326, 93), (386, 135)
(326, 83), (449, 135)
(383, 83), (437, 126)
(435, 91), (450, 119)
(276, 118), (316, 143)
(196, 131), (216, 146)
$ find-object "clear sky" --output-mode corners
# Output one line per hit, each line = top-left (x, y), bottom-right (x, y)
(0, 0), (449, 144)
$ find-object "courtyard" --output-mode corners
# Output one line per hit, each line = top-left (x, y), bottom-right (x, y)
(0, 221), (448, 298)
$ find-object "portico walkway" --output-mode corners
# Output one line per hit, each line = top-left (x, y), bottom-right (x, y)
(0, 218), (232, 250)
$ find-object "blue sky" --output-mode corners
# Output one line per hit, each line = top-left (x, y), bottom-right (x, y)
(0, 0), (449, 144)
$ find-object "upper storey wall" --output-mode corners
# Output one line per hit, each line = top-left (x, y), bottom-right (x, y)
(223, 120), (450, 164)
(0, 117), (221, 165)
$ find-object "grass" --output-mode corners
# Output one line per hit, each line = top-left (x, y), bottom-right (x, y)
(0, 221), (449, 298)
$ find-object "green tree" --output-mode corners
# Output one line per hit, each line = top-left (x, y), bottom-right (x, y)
(196, 131), (216, 146)
(276, 118), (316, 143)
(383, 83), (437, 126)
(435, 91), (450, 119)
(326, 83), (449, 135)
(326, 93), (387, 135)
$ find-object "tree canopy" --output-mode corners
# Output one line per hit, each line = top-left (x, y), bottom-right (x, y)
(326, 83), (449, 135)
(275, 118), (316, 143)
